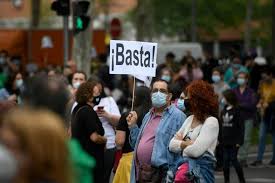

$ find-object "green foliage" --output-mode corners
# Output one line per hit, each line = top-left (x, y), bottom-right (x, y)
(252, 0), (272, 46)
(130, 0), (271, 42)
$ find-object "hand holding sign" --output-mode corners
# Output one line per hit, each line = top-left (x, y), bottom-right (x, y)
(126, 111), (138, 128)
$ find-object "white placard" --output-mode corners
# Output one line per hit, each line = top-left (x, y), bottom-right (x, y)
(110, 40), (157, 77)
(135, 75), (152, 88)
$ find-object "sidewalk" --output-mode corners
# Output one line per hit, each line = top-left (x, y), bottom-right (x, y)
(249, 144), (272, 154)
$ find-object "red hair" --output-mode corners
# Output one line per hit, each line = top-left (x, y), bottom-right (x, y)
(186, 80), (219, 122)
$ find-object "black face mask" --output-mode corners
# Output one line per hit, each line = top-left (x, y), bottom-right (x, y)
(92, 95), (101, 106)
(184, 99), (190, 110)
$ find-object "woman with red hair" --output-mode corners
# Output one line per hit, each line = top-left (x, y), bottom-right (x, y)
(169, 80), (219, 182)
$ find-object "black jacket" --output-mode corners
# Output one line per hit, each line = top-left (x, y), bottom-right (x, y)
(221, 106), (244, 146)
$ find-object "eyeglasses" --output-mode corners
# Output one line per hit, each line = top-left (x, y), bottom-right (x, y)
(151, 88), (168, 94)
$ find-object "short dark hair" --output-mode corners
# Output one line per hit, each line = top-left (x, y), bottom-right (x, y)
(72, 71), (87, 80)
(212, 67), (225, 75)
(22, 75), (70, 121)
(222, 89), (238, 107)
(151, 79), (171, 93)
(238, 71), (249, 79)
(75, 81), (97, 105)
(166, 52), (175, 59)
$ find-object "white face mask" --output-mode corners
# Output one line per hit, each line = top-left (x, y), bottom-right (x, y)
(73, 82), (81, 89)
(15, 79), (23, 89)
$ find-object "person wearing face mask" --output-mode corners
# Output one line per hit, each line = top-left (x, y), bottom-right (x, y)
(113, 86), (152, 183)
(0, 50), (18, 76)
(126, 79), (186, 183)
(232, 71), (257, 167)
(0, 72), (23, 103)
(71, 81), (107, 183)
(71, 71), (87, 91)
(212, 67), (230, 113)
(175, 92), (191, 117)
(70, 71), (87, 113)
(160, 67), (173, 84)
(92, 80), (121, 183)
(211, 67), (230, 172)
(224, 57), (248, 89)
(169, 80), (219, 183)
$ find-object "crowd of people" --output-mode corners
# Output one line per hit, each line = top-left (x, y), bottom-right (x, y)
(0, 48), (275, 183)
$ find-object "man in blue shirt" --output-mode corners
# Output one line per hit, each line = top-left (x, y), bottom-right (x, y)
(127, 79), (186, 183)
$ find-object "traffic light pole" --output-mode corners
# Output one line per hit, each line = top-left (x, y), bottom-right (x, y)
(63, 15), (69, 66)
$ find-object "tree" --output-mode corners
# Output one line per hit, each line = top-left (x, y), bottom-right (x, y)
(31, 0), (41, 27)
(244, 0), (253, 53)
(131, 0), (246, 41)
(72, 0), (94, 76)
(28, 0), (41, 62)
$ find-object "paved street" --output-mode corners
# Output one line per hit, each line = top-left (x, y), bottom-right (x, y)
(215, 152), (275, 183)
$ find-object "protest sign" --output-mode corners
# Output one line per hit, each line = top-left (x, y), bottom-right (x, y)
(109, 40), (157, 77)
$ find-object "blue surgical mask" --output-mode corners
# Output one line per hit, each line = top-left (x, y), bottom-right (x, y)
(176, 99), (185, 111)
(212, 75), (221, 83)
(237, 78), (246, 86)
(161, 75), (171, 83)
(151, 91), (167, 108)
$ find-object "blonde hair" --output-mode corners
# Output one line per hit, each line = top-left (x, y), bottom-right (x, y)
(2, 108), (72, 183)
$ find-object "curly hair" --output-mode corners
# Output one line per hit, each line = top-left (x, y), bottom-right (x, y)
(186, 80), (219, 122)
(75, 81), (96, 105)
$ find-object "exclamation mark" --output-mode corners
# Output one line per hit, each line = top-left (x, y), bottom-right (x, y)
(152, 46), (155, 68)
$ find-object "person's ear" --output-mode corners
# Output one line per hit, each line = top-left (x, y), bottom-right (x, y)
(168, 93), (172, 101)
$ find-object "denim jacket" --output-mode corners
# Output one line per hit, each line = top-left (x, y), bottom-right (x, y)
(167, 152), (216, 183)
(129, 105), (186, 183)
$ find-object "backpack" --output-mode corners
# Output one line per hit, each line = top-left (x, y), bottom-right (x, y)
(174, 162), (190, 183)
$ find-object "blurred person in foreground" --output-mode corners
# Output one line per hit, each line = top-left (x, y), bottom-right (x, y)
(169, 80), (219, 182)
(232, 71), (257, 167)
(0, 108), (72, 183)
(22, 75), (95, 183)
(113, 86), (152, 183)
(71, 81), (107, 183)
(251, 67), (275, 166)
(0, 144), (17, 183)
(126, 79), (186, 183)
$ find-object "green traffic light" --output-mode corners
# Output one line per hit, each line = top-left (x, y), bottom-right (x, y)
(76, 17), (83, 29)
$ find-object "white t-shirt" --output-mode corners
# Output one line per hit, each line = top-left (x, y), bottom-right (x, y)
(94, 97), (121, 149)
(169, 115), (219, 158)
